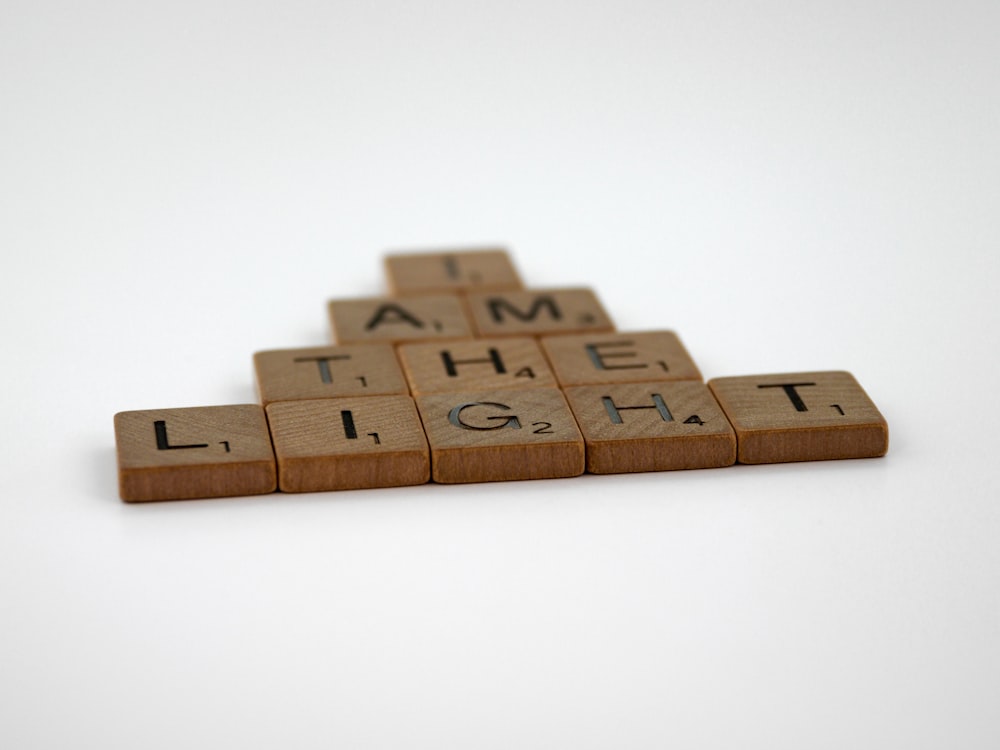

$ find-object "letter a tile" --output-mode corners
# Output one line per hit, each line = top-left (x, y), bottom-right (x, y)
(114, 405), (277, 502)
(329, 294), (473, 344)
(708, 371), (889, 464)
(266, 396), (430, 492)
(415, 388), (585, 483)
(563, 382), (736, 473)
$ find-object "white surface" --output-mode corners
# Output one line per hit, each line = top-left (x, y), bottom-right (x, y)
(2, 1), (998, 747)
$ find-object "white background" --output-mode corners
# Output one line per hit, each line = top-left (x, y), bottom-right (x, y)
(2, 1), (998, 747)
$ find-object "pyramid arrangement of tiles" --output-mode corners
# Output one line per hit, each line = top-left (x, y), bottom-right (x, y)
(114, 249), (889, 502)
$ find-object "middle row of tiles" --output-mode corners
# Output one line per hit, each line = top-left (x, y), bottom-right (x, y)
(254, 331), (702, 405)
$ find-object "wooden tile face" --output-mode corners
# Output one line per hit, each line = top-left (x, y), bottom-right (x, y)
(266, 396), (429, 492)
(114, 405), (276, 502)
(415, 388), (585, 483)
(563, 382), (736, 474)
(465, 288), (615, 338)
(329, 295), (473, 345)
(384, 249), (522, 295)
(254, 345), (409, 405)
(708, 371), (889, 464)
(396, 337), (557, 395)
(541, 330), (702, 387)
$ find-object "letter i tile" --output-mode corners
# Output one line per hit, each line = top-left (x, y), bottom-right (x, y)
(384, 249), (523, 295)
(707, 371), (889, 463)
(266, 396), (430, 492)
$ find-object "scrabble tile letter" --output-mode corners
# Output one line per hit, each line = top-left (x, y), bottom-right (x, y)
(329, 294), (473, 344)
(541, 330), (702, 387)
(266, 396), (430, 492)
(396, 337), (557, 394)
(384, 249), (523, 295)
(465, 288), (614, 338)
(708, 371), (889, 464)
(563, 382), (736, 473)
(114, 405), (277, 501)
(415, 388), (585, 483)
(254, 345), (409, 405)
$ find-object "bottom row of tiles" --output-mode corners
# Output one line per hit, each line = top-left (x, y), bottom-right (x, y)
(114, 371), (889, 502)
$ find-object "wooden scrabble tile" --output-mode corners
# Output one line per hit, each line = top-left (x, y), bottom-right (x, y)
(266, 396), (430, 492)
(396, 337), (558, 395)
(540, 330), (702, 387)
(415, 388), (585, 483)
(254, 344), (409, 405)
(563, 382), (736, 474)
(384, 248), (523, 295)
(114, 405), (277, 502)
(707, 371), (889, 464)
(465, 288), (615, 338)
(329, 294), (474, 345)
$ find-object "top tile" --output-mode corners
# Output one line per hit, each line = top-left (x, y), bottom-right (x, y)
(384, 249), (523, 295)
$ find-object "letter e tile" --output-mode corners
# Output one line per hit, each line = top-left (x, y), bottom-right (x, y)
(541, 330), (702, 387)
(415, 388), (585, 483)
(708, 371), (889, 464)
(563, 382), (736, 473)
(266, 396), (430, 492)
(114, 405), (277, 502)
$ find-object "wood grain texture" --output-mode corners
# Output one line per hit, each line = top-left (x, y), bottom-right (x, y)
(254, 344), (410, 405)
(415, 388), (585, 483)
(541, 330), (702, 387)
(563, 382), (736, 473)
(266, 396), (430, 492)
(384, 248), (522, 295)
(114, 405), (277, 502)
(329, 294), (474, 345)
(708, 371), (889, 464)
(464, 288), (615, 338)
(396, 337), (557, 395)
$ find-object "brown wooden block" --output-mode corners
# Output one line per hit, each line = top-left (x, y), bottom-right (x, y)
(266, 396), (429, 492)
(540, 330), (702, 387)
(464, 288), (615, 338)
(415, 388), (585, 483)
(396, 337), (558, 395)
(384, 248), (523, 295)
(114, 405), (277, 502)
(563, 382), (736, 474)
(254, 344), (409, 405)
(707, 371), (889, 464)
(329, 294), (474, 345)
